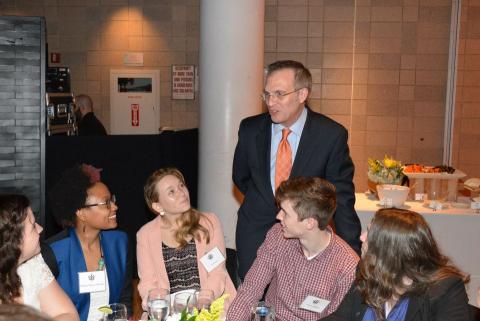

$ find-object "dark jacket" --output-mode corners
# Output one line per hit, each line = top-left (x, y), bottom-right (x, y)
(78, 112), (107, 136)
(321, 277), (470, 321)
(47, 228), (132, 321)
(232, 107), (360, 278)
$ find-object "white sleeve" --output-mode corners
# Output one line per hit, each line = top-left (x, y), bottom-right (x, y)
(17, 254), (55, 309)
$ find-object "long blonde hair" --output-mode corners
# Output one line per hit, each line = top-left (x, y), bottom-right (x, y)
(144, 167), (210, 248)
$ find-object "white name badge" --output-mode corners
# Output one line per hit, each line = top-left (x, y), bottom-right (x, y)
(200, 247), (225, 272)
(78, 271), (106, 293)
(299, 295), (330, 313)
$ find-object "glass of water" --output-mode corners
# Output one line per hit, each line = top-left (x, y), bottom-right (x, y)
(147, 288), (170, 321)
(173, 291), (196, 316)
(195, 289), (214, 311)
(102, 303), (127, 321)
(251, 301), (275, 321)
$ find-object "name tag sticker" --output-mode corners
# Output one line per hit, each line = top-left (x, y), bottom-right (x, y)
(78, 271), (106, 293)
(299, 295), (330, 313)
(200, 247), (225, 272)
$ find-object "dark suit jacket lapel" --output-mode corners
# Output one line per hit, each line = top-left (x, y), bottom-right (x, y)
(291, 108), (317, 177)
(256, 116), (275, 201)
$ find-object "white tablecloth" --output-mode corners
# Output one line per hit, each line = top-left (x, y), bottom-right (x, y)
(355, 193), (480, 306)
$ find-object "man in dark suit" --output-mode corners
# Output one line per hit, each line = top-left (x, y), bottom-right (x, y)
(233, 60), (361, 280)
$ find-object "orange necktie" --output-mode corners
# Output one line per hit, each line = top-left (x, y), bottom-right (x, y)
(275, 128), (292, 190)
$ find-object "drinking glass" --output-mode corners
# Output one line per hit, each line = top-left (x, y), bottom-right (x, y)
(147, 288), (170, 321)
(102, 303), (127, 321)
(250, 301), (275, 321)
(195, 289), (214, 311)
(173, 292), (197, 316)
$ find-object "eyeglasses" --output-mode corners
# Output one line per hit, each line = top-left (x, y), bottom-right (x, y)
(261, 88), (304, 102)
(82, 194), (116, 210)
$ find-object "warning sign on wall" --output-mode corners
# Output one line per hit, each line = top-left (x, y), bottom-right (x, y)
(172, 65), (195, 100)
(131, 104), (139, 126)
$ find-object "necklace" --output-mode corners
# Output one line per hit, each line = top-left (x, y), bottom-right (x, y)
(97, 256), (105, 271)
(97, 234), (105, 271)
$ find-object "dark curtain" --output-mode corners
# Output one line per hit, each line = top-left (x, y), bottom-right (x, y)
(45, 129), (198, 276)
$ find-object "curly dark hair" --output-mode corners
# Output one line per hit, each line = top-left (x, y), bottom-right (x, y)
(0, 194), (30, 303)
(49, 165), (95, 227)
(357, 208), (468, 320)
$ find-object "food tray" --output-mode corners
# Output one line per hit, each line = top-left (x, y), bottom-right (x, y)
(403, 170), (466, 180)
(403, 170), (466, 201)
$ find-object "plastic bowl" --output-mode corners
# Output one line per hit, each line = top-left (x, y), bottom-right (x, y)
(376, 184), (410, 208)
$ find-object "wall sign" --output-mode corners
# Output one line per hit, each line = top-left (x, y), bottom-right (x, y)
(50, 52), (61, 64)
(123, 52), (144, 66)
(172, 65), (195, 100)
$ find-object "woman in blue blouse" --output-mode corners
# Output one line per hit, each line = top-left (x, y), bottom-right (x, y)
(322, 208), (469, 321)
(46, 164), (132, 321)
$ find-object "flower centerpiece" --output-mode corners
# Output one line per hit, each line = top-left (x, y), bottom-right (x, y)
(179, 294), (229, 321)
(367, 156), (404, 186)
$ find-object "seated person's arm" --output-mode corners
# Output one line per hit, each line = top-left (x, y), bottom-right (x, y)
(226, 228), (277, 321)
(202, 213), (236, 299)
(38, 279), (79, 321)
(136, 231), (157, 310)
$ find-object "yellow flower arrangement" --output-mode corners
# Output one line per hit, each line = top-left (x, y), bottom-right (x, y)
(180, 294), (229, 321)
(367, 156), (404, 185)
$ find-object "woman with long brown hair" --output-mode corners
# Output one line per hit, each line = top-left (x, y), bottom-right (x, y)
(323, 208), (469, 321)
(0, 194), (78, 321)
(137, 167), (236, 308)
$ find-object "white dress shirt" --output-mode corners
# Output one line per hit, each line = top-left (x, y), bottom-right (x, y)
(270, 107), (308, 192)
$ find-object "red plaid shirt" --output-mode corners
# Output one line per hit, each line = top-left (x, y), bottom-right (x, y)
(227, 224), (359, 321)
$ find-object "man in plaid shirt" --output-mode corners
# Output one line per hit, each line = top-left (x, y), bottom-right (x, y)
(227, 177), (359, 321)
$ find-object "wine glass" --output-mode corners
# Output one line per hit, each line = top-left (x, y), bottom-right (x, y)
(195, 289), (214, 311)
(102, 303), (127, 321)
(147, 288), (170, 321)
(173, 292), (196, 316)
(251, 301), (275, 321)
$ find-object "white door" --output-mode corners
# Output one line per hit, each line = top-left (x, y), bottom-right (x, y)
(110, 69), (160, 135)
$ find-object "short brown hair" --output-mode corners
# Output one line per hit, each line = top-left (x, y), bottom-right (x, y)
(275, 177), (336, 230)
(266, 60), (312, 95)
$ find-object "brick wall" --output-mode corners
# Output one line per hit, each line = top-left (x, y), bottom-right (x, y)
(453, 0), (480, 179)
(0, 0), (200, 131)
(2, 0), (479, 192)
(265, 0), (453, 191)
(0, 16), (45, 220)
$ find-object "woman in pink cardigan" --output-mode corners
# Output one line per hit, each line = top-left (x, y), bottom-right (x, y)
(137, 167), (236, 310)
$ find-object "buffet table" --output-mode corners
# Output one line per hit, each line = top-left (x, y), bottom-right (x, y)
(355, 193), (480, 305)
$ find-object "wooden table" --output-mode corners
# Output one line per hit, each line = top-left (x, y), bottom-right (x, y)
(355, 193), (480, 305)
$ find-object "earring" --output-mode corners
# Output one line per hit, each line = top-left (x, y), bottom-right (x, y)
(160, 210), (165, 216)
(82, 222), (86, 233)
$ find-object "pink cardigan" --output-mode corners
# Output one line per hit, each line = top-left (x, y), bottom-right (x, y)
(136, 212), (236, 308)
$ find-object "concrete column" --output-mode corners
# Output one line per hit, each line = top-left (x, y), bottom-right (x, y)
(198, 0), (265, 249)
